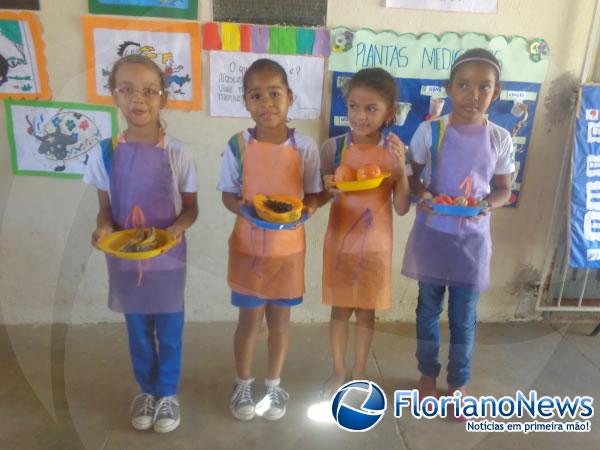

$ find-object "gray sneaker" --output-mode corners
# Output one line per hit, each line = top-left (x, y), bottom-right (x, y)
(258, 385), (289, 421)
(130, 393), (155, 431)
(153, 396), (181, 433)
(230, 378), (256, 421)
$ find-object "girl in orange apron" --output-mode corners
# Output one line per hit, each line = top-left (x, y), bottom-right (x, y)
(320, 68), (410, 397)
(218, 59), (322, 421)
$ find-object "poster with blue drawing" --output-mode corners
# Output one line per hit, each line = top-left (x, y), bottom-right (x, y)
(328, 29), (550, 207)
(89, 0), (198, 20)
(5, 100), (117, 178)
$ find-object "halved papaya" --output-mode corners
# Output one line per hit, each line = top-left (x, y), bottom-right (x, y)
(253, 194), (303, 224)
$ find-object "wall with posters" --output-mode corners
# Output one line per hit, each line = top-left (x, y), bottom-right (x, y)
(0, 0), (596, 325)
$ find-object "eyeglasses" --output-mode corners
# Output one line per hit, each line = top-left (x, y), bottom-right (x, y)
(113, 86), (164, 98)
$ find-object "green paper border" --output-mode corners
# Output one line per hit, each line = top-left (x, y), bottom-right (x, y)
(88, 0), (198, 20)
(328, 28), (550, 83)
(4, 99), (118, 179)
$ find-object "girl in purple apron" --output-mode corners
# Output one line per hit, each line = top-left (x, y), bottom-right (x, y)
(402, 49), (514, 421)
(84, 55), (198, 433)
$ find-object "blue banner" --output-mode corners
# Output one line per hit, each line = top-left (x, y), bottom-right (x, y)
(570, 84), (600, 267)
(328, 71), (543, 207)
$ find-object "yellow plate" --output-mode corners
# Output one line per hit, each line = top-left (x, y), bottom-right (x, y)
(335, 172), (391, 192)
(97, 228), (178, 261)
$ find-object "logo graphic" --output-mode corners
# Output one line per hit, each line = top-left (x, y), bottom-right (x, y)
(588, 122), (600, 143)
(587, 109), (600, 121)
(331, 380), (387, 432)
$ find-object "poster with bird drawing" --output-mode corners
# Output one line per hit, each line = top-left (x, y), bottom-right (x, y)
(4, 100), (117, 178)
(82, 16), (202, 110)
(0, 11), (51, 100)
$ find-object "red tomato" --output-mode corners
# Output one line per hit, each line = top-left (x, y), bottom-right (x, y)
(466, 197), (480, 207)
(434, 195), (453, 205)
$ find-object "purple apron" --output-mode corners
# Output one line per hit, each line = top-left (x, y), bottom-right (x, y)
(106, 141), (186, 314)
(402, 122), (495, 291)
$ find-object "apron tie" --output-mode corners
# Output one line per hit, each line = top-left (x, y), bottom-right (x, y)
(335, 207), (374, 284)
(124, 206), (151, 288)
(248, 225), (268, 281)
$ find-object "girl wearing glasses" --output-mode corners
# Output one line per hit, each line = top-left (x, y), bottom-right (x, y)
(83, 55), (198, 433)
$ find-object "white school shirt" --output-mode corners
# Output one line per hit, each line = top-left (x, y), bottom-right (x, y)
(217, 129), (323, 196)
(82, 134), (198, 215)
(409, 115), (515, 186)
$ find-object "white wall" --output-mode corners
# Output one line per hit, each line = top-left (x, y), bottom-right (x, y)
(0, 0), (595, 324)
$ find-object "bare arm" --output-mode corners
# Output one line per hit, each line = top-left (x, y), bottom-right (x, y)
(303, 192), (323, 215)
(91, 189), (114, 247)
(408, 162), (435, 214)
(386, 133), (410, 216)
(167, 192), (199, 240)
(222, 191), (245, 216)
(484, 174), (512, 210)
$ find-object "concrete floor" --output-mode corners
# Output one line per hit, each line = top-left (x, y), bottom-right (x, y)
(1, 321), (599, 450)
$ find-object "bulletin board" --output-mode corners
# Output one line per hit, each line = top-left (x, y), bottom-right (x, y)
(328, 29), (550, 206)
(213, 0), (327, 27)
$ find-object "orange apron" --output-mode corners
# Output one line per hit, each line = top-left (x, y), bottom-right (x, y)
(323, 135), (395, 310)
(227, 131), (305, 299)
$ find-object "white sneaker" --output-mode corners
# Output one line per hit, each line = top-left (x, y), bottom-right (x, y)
(257, 385), (289, 421)
(130, 393), (155, 431)
(153, 396), (181, 433)
(230, 378), (256, 421)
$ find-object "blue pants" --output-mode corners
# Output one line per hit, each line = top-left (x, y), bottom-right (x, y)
(125, 311), (184, 398)
(415, 282), (479, 387)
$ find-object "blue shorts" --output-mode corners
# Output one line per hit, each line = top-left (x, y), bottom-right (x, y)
(231, 291), (303, 308)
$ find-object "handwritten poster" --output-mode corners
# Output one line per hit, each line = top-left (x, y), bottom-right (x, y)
(385, 0), (497, 13)
(209, 51), (324, 119)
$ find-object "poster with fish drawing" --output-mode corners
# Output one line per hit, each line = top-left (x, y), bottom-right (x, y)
(82, 16), (202, 110)
(88, 0), (198, 20)
(0, 11), (51, 100)
(5, 100), (117, 178)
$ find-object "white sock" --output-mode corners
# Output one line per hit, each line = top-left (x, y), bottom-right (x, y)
(236, 376), (254, 384)
(264, 378), (281, 388)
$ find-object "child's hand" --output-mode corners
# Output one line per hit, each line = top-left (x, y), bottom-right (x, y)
(323, 174), (342, 195)
(386, 132), (407, 179)
(303, 204), (316, 217)
(167, 224), (185, 243)
(237, 198), (251, 216)
(91, 225), (113, 248)
(417, 191), (435, 214)
(468, 200), (490, 221)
